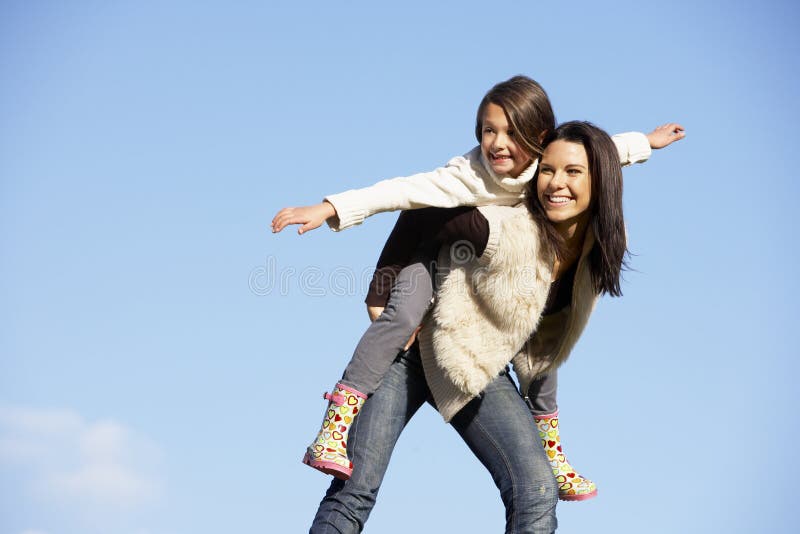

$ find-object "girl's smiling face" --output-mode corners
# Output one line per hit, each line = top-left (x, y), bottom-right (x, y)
(480, 103), (533, 178)
(536, 139), (592, 231)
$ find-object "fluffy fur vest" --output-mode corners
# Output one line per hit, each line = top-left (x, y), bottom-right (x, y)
(418, 204), (599, 422)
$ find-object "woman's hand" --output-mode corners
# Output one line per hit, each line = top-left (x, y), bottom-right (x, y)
(367, 306), (385, 322)
(646, 123), (686, 149)
(271, 201), (337, 234)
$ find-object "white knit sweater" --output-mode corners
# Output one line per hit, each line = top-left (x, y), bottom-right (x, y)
(324, 133), (649, 231)
(417, 204), (600, 422)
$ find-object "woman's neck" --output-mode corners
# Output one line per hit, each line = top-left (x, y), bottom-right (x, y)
(552, 217), (589, 281)
(559, 210), (590, 247)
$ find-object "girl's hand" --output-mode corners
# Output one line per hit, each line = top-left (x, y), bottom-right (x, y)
(403, 325), (422, 351)
(271, 201), (337, 234)
(646, 123), (686, 149)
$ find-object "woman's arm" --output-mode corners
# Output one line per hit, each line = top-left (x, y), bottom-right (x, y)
(365, 207), (490, 308)
(366, 305), (384, 322)
(365, 209), (428, 308)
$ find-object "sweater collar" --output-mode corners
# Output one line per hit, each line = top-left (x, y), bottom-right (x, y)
(479, 153), (539, 193)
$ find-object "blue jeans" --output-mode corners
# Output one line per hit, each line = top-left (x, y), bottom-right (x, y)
(310, 347), (558, 534)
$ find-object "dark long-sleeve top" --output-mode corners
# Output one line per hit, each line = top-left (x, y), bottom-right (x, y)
(365, 207), (575, 315)
(365, 207), (489, 307)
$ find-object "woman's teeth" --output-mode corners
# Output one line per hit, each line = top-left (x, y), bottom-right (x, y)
(548, 195), (571, 204)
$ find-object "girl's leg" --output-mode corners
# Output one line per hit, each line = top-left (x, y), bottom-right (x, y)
(525, 371), (559, 416)
(451, 371), (559, 534)
(525, 371), (597, 502)
(310, 348), (430, 534)
(340, 259), (434, 394)
(304, 261), (434, 479)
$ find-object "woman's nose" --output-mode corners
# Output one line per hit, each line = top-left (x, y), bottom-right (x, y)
(550, 170), (567, 187)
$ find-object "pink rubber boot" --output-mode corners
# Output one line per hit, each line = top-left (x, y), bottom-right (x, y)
(302, 383), (367, 480)
(535, 411), (598, 501)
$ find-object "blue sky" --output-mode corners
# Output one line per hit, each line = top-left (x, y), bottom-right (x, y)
(1, 1), (798, 533)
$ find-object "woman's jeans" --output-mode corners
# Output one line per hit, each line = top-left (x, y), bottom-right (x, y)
(341, 259), (560, 413)
(310, 347), (558, 534)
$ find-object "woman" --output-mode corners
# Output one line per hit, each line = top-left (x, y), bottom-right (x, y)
(310, 121), (644, 533)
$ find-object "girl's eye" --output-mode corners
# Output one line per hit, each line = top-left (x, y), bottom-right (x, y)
(567, 169), (581, 175)
(508, 130), (515, 137)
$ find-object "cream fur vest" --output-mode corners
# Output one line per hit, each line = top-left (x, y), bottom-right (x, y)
(418, 204), (599, 422)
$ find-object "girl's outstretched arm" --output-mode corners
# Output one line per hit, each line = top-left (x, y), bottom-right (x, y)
(271, 148), (514, 235)
(270, 127), (683, 236)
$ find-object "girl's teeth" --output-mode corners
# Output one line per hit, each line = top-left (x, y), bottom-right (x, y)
(549, 196), (570, 204)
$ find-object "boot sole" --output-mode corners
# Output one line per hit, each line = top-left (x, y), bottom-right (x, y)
(559, 488), (597, 502)
(302, 451), (352, 480)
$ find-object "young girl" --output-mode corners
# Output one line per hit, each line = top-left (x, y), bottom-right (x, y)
(272, 76), (683, 500)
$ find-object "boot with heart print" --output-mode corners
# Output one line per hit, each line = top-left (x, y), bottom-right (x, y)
(302, 383), (367, 480)
(535, 411), (597, 501)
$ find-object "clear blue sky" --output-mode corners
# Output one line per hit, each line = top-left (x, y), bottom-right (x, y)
(1, 1), (798, 533)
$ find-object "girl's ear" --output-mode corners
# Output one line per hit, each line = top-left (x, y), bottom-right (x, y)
(538, 130), (548, 144)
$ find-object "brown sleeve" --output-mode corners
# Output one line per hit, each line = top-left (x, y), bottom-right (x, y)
(365, 210), (424, 307)
(365, 207), (489, 307)
(432, 207), (490, 256)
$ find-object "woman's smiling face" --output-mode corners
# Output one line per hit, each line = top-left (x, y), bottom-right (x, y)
(536, 139), (592, 231)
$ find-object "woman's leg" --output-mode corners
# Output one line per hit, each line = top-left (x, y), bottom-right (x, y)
(451, 371), (559, 534)
(310, 348), (430, 534)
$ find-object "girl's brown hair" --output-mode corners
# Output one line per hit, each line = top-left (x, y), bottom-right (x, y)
(474, 75), (556, 159)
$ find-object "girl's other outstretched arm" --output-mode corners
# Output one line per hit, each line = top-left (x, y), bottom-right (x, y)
(611, 122), (685, 167)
